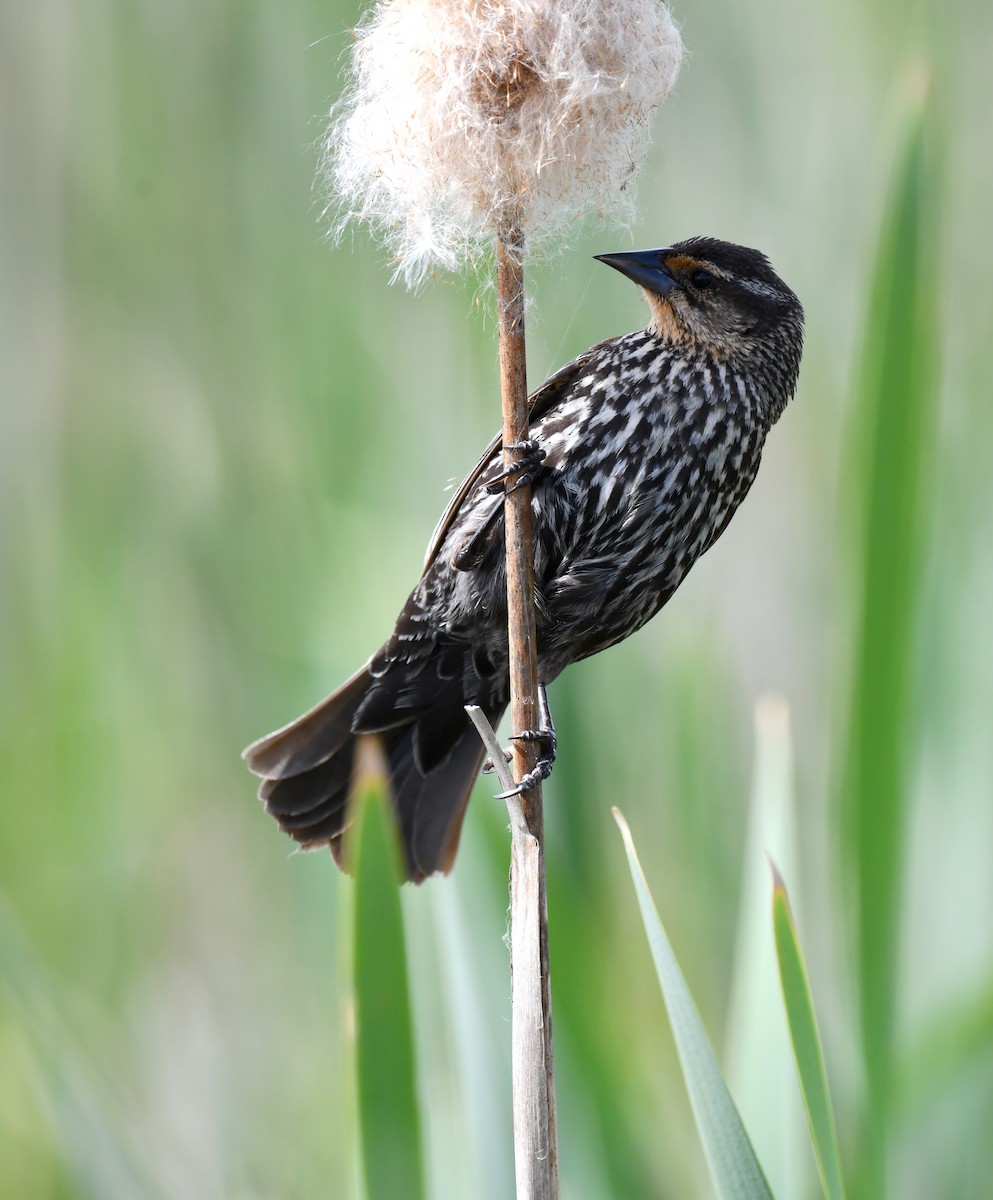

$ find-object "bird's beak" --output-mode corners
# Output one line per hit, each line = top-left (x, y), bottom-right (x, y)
(594, 249), (676, 296)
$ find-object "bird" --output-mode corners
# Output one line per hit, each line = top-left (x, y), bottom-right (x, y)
(244, 237), (804, 882)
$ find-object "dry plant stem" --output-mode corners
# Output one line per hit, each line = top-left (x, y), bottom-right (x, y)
(496, 224), (559, 1199)
(496, 229), (542, 820)
(465, 707), (550, 1200)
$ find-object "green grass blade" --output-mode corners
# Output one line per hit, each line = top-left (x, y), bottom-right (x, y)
(348, 736), (426, 1200)
(613, 808), (775, 1200)
(839, 66), (940, 1195)
(770, 863), (847, 1200)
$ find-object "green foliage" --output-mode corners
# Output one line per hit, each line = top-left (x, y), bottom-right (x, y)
(615, 810), (774, 1200)
(0, 906), (168, 1200)
(348, 739), (426, 1200)
(771, 867), (847, 1200)
(839, 71), (940, 1197)
(724, 700), (807, 1199)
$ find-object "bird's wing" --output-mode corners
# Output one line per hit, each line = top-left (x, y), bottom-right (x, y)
(421, 339), (613, 575)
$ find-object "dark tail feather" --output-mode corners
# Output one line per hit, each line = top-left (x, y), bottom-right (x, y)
(243, 665), (372, 779)
(330, 720), (498, 882)
(243, 665), (503, 882)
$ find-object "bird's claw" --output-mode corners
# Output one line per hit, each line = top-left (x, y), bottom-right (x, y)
(493, 684), (557, 799)
(510, 725), (558, 758)
(494, 755), (555, 801)
(485, 439), (547, 496)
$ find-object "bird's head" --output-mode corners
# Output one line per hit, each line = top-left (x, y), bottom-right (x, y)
(595, 236), (804, 370)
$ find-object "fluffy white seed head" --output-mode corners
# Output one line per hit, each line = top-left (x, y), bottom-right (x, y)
(323, 0), (684, 287)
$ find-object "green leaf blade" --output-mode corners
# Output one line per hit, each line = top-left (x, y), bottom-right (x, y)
(614, 808), (775, 1200)
(350, 736), (426, 1200)
(770, 865), (847, 1200)
(840, 67), (941, 1195)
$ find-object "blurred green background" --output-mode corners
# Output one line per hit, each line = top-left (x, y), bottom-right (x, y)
(2, 0), (991, 1196)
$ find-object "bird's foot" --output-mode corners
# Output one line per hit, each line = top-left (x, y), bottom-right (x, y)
(485, 439), (547, 496)
(495, 685), (557, 800)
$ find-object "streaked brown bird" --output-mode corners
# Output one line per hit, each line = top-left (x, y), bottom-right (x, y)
(244, 237), (804, 881)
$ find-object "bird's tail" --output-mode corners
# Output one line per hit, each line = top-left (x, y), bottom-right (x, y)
(243, 662), (503, 882)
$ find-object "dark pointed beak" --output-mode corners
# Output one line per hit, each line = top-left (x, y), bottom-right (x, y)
(594, 249), (676, 296)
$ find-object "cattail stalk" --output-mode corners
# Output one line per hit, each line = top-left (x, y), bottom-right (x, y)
(496, 221), (558, 1195)
(466, 702), (554, 1198)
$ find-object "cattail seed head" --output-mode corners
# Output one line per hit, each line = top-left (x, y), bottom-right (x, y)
(323, 0), (684, 286)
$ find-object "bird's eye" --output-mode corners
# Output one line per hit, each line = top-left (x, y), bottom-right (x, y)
(689, 268), (718, 290)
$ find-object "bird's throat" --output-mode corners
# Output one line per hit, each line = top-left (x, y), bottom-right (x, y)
(644, 292), (691, 345)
